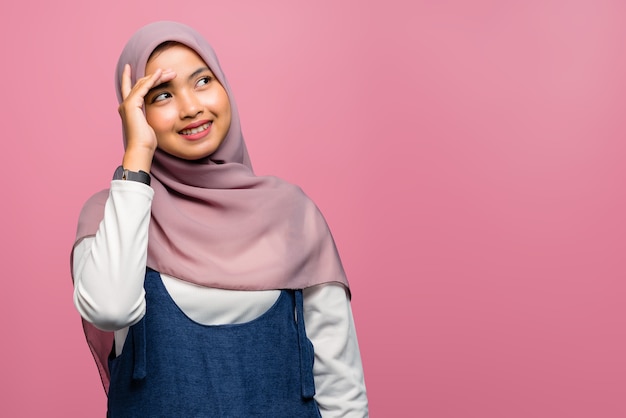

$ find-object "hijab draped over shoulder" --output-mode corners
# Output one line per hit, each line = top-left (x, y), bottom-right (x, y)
(73, 21), (348, 393)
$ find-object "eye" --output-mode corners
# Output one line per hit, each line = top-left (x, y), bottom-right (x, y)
(151, 92), (171, 103)
(196, 76), (212, 87)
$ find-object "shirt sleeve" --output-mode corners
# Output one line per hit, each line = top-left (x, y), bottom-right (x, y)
(304, 284), (369, 417)
(72, 180), (154, 331)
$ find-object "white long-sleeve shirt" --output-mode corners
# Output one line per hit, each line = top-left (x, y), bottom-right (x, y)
(73, 180), (368, 417)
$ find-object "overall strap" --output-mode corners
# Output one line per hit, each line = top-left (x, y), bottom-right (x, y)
(295, 289), (316, 399)
(132, 319), (147, 380)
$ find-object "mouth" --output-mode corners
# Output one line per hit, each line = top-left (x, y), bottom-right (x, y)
(179, 121), (212, 136)
(179, 121), (212, 140)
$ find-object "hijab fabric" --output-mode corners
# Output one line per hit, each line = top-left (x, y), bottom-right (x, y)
(73, 21), (348, 393)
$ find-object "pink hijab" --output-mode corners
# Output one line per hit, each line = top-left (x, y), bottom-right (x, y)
(73, 21), (348, 393)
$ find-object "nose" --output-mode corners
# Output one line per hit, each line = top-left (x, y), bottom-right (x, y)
(179, 90), (203, 119)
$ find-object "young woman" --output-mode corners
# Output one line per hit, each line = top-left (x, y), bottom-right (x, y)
(72, 21), (368, 417)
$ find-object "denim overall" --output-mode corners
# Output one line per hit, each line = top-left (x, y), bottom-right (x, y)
(107, 269), (320, 417)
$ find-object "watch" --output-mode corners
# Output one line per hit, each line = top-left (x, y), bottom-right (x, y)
(113, 165), (151, 186)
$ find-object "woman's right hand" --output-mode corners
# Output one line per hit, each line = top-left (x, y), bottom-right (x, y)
(118, 64), (176, 173)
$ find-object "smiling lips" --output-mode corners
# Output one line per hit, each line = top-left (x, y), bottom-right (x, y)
(179, 121), (212, 140)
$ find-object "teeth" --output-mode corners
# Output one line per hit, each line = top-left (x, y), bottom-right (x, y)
(180, 122), (210, 135)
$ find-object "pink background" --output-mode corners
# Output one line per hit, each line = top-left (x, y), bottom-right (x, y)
(2, 0), (625, 416)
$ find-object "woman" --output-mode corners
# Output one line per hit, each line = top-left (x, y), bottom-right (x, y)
(72, 21), (368, 417)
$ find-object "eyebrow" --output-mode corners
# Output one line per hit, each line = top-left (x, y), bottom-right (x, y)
(146, 66), (213, 97)
(189, 66), (211, 80)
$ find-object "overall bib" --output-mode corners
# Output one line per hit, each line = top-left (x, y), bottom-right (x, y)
(107, 269), (320, 417)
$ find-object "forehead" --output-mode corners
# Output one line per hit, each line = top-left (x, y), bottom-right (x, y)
(145, 43), (208, 72)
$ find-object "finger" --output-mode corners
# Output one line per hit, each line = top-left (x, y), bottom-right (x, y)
(130, 68), (163, 99)
(121, 64), (132, 99)
(155, 69), (176, 86)
(131, 69), (177, 105)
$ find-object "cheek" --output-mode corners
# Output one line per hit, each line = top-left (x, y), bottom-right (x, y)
(145, 108), (174, 133)
(209, 85), (231, 113)
(218, 91), (232, 121)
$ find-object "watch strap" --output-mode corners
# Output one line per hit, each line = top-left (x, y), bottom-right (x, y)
(113, 165), (151, 186)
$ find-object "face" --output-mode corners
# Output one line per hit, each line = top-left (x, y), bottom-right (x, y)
(144, 44), (232, 160)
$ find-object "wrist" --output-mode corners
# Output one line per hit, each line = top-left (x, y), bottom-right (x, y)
(122, 147), (154, 173)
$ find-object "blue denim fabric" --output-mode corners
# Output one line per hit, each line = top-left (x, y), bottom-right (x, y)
(107, 269), (320, 417)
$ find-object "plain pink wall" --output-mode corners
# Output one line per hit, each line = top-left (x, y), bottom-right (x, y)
(2, 0), (625, 416)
